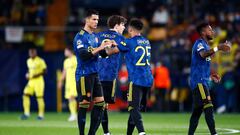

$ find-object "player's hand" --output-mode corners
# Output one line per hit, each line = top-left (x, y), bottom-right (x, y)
(218, 41), (231, 52)
(111, 40), (118, 46)
(25, 73), (29, 80)
(57, 81), (62, 90)
(211, 73), (221, 83)
(100, 39), (112, 49)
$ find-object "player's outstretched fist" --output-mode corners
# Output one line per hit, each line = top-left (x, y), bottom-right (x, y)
(218, 40), (231, 52)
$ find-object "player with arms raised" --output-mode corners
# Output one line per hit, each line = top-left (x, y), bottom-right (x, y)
(188, 22), (231, 135)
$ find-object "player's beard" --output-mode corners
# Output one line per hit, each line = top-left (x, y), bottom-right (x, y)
(206, 35), (213, 41)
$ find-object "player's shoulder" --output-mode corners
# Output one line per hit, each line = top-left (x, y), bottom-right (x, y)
(193, 39), (205, 49)
(36, 56), (46, 63)
(74, 29), (88, 40)
(27, 58), (31, 63)
(64, 57), (69, 63)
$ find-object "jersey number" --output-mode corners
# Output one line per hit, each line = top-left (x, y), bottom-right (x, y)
(135, 46), (151, 66)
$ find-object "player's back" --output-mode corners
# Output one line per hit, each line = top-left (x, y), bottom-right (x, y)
(125, 35), (153, 87)
(97, 30), (124, 81)
(73, 29), (99, 81)
(27, 56), (46, 80)
(190, 39), (211, 89)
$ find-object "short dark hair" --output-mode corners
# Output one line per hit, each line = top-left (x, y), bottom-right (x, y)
(85, 9), (99, 18)
(196, 22), (210, 34)
(65, 45), (74, 52)
(129, 18), (143, 31)
(107, 15), (127, 29)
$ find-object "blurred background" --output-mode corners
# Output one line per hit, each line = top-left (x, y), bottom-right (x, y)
(0, 0), (240, 113)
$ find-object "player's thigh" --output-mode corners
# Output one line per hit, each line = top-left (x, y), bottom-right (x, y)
(140, 87), (150, 112)
(92, 74), (104, 102)
(101, 80), (116, 104)
(65, 85), (78, 99)
(23, 81), (34, 96)
(128, 82), (143, 108)
(193, 83), (212, 108)
(76, 75), (94, 102)
(34, 79), (45, 97)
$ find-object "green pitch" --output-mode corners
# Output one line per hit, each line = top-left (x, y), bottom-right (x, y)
(0, 112), (240, 135)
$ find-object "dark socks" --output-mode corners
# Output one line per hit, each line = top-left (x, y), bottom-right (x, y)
(127, 115), (135, 135)
(78, 107), (88, 135)
(101, 109), (109, 133)
(204, 107), (217, 135)
(188, 107), (202, 135)
(88, 101), (104, 135)
(129, 109), (144, 133)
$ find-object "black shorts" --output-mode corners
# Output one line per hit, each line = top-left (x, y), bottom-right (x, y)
(128, 82), (150, 112)
(192, 83), (213, 109)
(76, 73), (103, 102)
(101, 79), (116, 104)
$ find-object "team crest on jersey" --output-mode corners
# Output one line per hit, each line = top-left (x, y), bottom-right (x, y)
(77, 40), (83, 48)
(197, 43), (204, 51)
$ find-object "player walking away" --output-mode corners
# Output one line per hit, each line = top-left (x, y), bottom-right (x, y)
(73, 9), (111, 135)
(97, 15), (127, 135)
(58, 46), (78, 122)
(189, 22), (231, 135)
(21, 47), (47, 120)
(105, 18), (154, 135)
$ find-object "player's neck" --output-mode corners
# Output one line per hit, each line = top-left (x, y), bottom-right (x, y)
(84, 25), (94, 34)
(131, 32), (141, 38)
(68, 54), (73, 58)
(201, 36), (209, 44)
(30, 56), (37, 59)
(110, 28), (119, 33)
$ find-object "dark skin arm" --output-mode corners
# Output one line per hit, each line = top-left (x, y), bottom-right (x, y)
(32, 69), (47, 78)
(199, 41), (231, 58)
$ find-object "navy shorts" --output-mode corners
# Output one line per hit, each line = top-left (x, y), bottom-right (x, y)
(101, 79), (117, 104)
(76, 73), (103, 102)
(192, 83), (213, 109)
(128, 82), (150, 112)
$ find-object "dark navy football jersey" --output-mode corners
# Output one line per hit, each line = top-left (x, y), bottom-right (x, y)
(73, 29), (99, 81)
(190, 39), (211, 90)
(97, 30), (125, 81)
(117, 35), (153, 87)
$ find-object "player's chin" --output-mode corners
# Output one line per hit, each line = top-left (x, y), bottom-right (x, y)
(93, 25), (98, 29)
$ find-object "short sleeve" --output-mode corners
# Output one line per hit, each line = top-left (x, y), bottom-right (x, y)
(63, 59), (67, 70)
(117, 37), (129, 52)
(196, 42), (206, 53)
(74, 35), (89, 51)
(41, 59), (47, 70)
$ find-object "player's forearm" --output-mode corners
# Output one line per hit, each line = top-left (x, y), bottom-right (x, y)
(199, 49), (215, 58)
(91, 46), (105, 55)
(105, 47), (119, 55)
(32, 69), (46, 78)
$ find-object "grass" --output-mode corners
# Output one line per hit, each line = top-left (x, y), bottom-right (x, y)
(0, 112), (240, 135)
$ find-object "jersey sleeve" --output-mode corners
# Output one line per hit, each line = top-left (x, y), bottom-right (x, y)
(74, 34), (94, 61)
(74, 35), (88, 50)
(63, 59), (67, 70)
(196, 42), (206, 53)
(117, 37), (129, 52)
